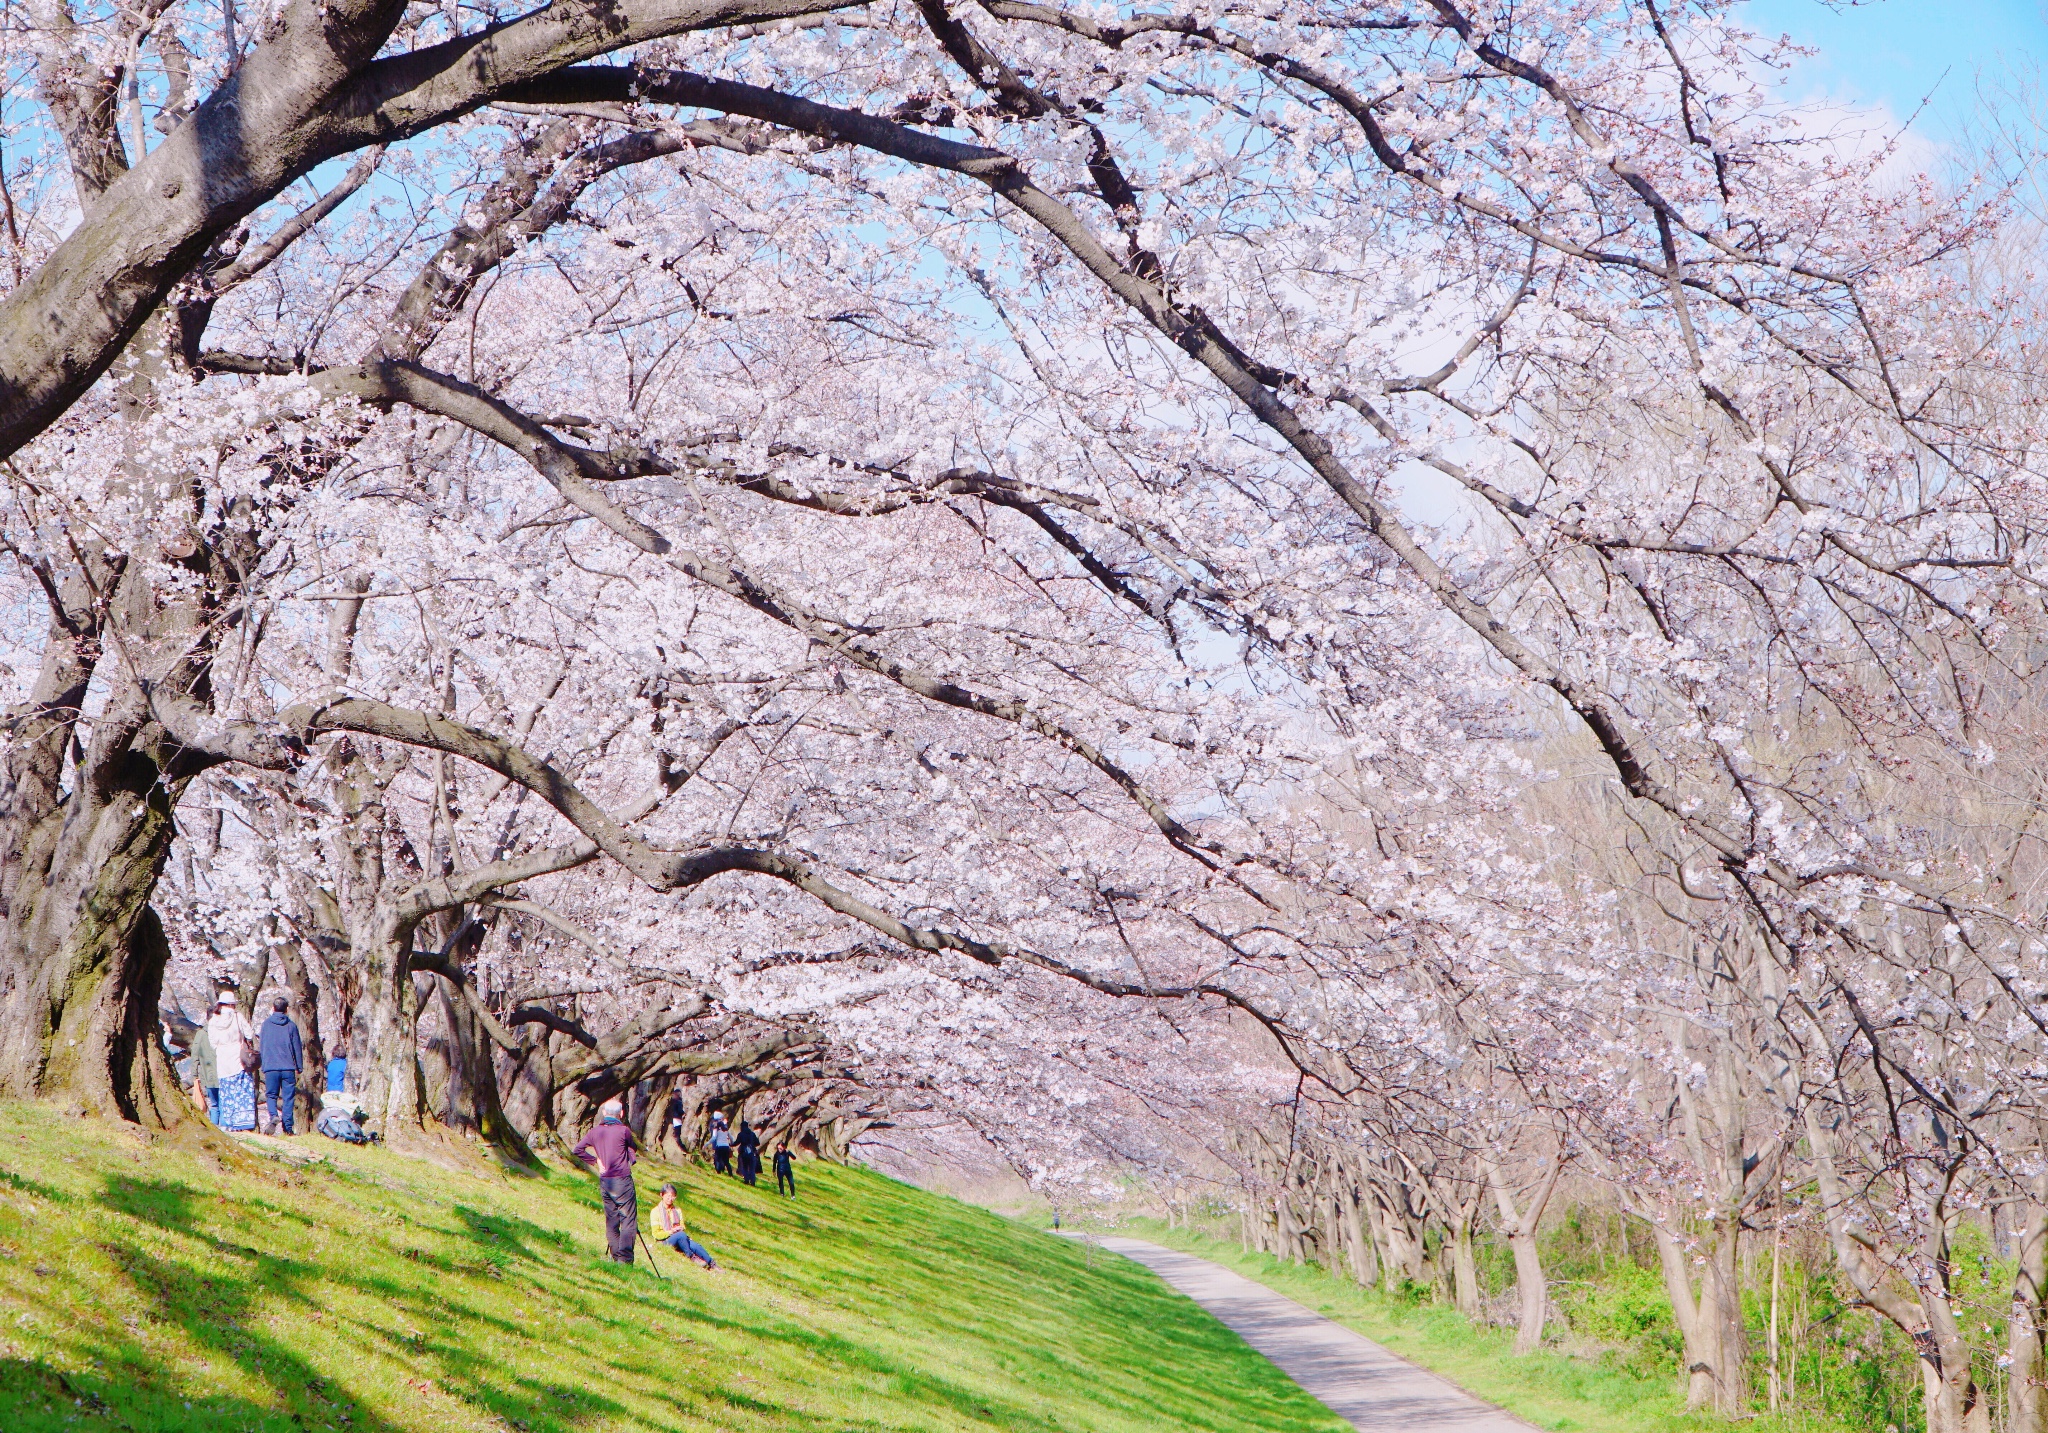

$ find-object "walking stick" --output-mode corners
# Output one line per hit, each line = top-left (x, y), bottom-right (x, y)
(638, 1228), (666, 1279)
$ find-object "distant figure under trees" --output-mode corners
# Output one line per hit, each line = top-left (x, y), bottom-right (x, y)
(736, 1122), (762, 1187)
(208, 997), (258, 1134)
(259, 997), (304, 1137)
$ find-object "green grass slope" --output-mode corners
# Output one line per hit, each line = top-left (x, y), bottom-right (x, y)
(0, 1106), (1344, 1433)
(1116, 1222), (1851, 1433)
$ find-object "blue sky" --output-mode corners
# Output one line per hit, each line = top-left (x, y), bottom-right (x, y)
(1742, 0), (2046, 139)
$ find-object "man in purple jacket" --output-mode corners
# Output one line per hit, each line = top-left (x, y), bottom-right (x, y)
(572, 1099), (642, 1263)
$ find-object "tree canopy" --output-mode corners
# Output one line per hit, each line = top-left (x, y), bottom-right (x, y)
(3, 3), (2046, 1428)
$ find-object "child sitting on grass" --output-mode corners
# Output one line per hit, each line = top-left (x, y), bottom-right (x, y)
(651, 1184), (718, 1271)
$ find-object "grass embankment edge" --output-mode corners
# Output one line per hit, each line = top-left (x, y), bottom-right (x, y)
(0, 1103), (1350, 1433)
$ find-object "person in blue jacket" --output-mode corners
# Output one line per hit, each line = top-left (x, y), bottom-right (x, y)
(258, 996), (304, 1136)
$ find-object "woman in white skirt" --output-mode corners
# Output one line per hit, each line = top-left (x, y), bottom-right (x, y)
(206, 994), (258, 1132)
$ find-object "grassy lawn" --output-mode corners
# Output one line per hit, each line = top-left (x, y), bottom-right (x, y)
(1110, 1221), (1854, 1433)
(0, 1105), (1346, 1433)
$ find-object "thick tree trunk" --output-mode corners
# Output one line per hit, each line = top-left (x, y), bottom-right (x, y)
(1923, 1358), (1992, 1433)
(2008, 1182), (2048, 1433)
(417, 972), (460, 1125)
(1276, 1185), (1304, 1263)
(1369, 1177), (1429, 1291)
(1340, 1180), (1378, 1288)
(1650, 1222), (1726, 1412)
(1704, 1219), (1749, 1412)
(1319, 1180), (1344, 1276)
(355, 926), (424, 1138)
(438, 970), (533, 1164)
(1629, 1196), (1750, 1411)
(275, 936), (327, 1131)
(1448, 1204), (1482, 1319)
(1807, 1111), (1986, 1433)
(0, 742), (190, 1125)
(1485, 1152), (1563, 1356)
(1506, 1228), (1547, 1352)
(1921, 1265), (1991, 1433)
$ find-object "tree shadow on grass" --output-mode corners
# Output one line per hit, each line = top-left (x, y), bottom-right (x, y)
(0, 1355), (374, 1433)
(72, 1164), (1340, 1433)
(75, 1184), (404, 1432)
(449, 1203), (575, 1262)
(91, 1176), (637, 1433)
(0, 1166), (74, 1202)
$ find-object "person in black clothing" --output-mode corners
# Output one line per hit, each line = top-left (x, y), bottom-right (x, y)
(736, 1121), (762, 1186)
(773, 1145), (795, 1196)
(661, 1088), (687, 1157)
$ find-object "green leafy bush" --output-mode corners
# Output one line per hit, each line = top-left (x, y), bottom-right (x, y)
(1559, 1260), (1684, 1378)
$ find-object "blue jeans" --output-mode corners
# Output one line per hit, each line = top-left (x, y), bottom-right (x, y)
(205, 1087), (220, 1125)
(663, 1232), (716, 1267)
(263, 1069), (297, 1133)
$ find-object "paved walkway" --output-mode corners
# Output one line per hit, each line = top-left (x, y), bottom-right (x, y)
(1082, 1236), (1537, 1432)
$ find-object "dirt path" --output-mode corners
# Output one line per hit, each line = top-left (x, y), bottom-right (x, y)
(1085, 1236), (1538, 1432)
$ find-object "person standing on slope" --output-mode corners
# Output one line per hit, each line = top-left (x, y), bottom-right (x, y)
(708, 1112), (733, 1175)
(573, 1098), (643, 1263)
(258, 996), (304, 1136)
(207, 994), (259, 1132)
(189, 1020), (220, 1125)
(773, 1145), (795, 1197)
(736, 1120), (762, 1186)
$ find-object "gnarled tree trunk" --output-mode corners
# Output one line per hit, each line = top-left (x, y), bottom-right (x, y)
(0, 699), (194, 1125)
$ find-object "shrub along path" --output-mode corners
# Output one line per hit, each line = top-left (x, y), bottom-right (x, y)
(1076, 1236), (1535, 1433)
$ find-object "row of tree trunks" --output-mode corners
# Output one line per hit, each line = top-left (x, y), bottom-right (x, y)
(1225, 1136), (1576, 1356)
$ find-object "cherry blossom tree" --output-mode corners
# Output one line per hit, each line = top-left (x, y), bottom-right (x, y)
(6, 6), (2048, 1426)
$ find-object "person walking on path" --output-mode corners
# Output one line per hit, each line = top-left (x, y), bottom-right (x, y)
(207, 994), (259, 1132)
(189, 1021), (220, 1125)
(736, 1121), (762, 1186)
(650, 1185), (719, 1270)
(773, 1145), (795, 1196)
(708, 1112), (733, 1175)
(573, 1098), (642, 1263)
(259, 996), (304, 1136)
